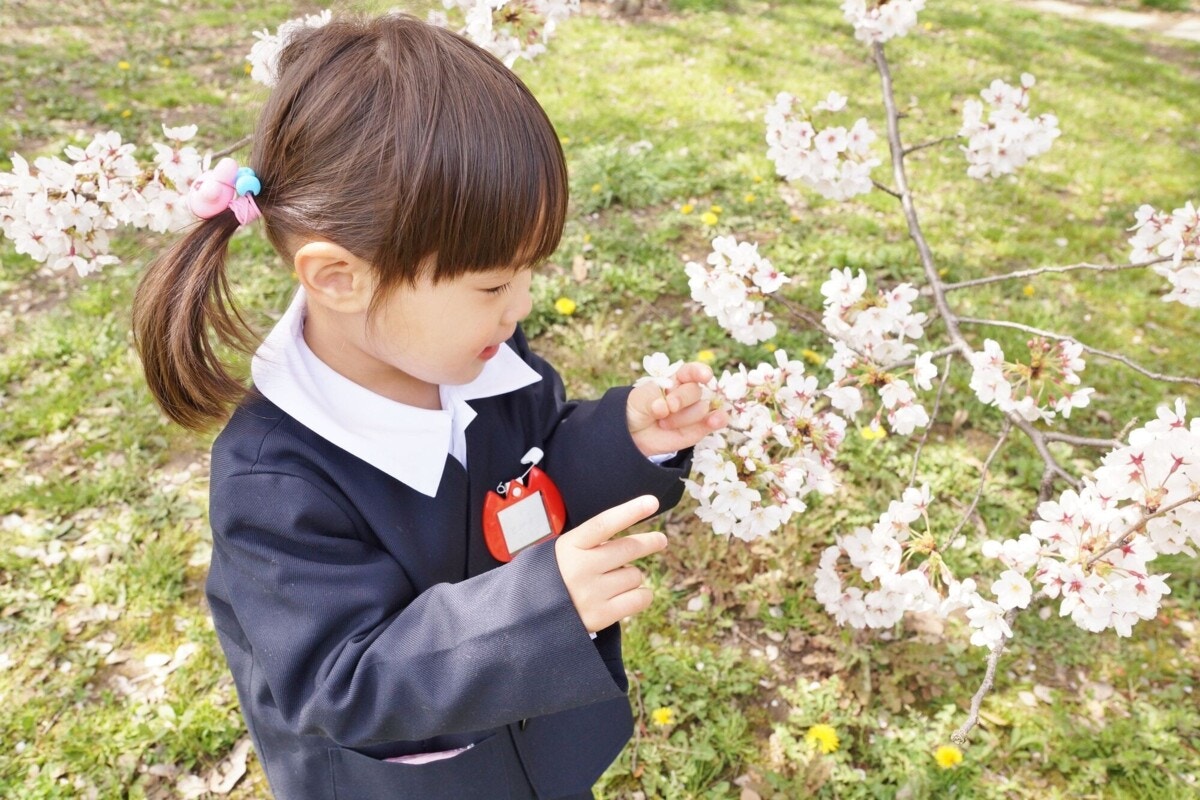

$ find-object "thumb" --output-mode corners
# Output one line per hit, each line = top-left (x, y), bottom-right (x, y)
(560, 495), (660, 550)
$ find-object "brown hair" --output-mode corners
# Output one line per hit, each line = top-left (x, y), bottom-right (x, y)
(133, 14), (568, 430)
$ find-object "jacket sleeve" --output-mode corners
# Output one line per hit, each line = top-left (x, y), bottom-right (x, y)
(506, 327), (693, 525)
(208, 470), (626, 748)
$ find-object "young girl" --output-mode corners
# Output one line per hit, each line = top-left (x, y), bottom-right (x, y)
(132, 14), (725, 800)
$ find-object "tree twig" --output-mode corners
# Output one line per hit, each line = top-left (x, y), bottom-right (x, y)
(942, 258), (1168, 292)
(212, 134), (254, 159)
(902, 135), (959, 157)
(1042, 431), (1123, 448)
(908, 353), (955, 487)
(951, 608), (1018, 745)
(944, 420), (1011, 548)
(957, 316), (1200, 387)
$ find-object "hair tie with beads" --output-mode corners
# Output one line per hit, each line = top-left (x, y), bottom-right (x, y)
(187, 157), (262, 226)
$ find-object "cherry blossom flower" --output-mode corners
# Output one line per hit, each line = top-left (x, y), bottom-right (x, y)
(438, 0), (579, 67)
(960, 74), (1060, 180)
(1127, 201), (1200, 308)
(765, 92), (880, 201)
(246, 9), (333, 87)
(686, 236), (789, 345)
(841, 0), (926, 44)
(0, 127), (205, 276)
(967, 337), (1092, 423)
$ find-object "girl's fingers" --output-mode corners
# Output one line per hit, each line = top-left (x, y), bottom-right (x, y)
(596, 565), (645, 599)
(591, 530), (668, 573)
(561, 496), (659, 550)
(602, 586), (655, 625)
(657, 399), (716, 430)
(673, 362), (714, 386)
(664, 382), (703, 413)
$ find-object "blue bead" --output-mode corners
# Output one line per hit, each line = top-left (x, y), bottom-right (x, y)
(234, 172), (261, 197)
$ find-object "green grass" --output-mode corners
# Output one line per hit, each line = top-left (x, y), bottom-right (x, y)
(2, 0), (1199, 797)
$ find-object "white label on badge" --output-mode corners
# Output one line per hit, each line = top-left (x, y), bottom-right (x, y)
(497, 490), (553, 553)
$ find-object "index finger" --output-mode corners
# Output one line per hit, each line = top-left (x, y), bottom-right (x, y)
(560, 495), (660, 550)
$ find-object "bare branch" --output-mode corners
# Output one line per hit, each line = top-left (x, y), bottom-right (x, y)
(951, 609), (1018, 745)
(1042, 431), (1123, 449)
(944, 420), (1011, 548)
(957, 316), (1200, 387)
(942, 258), (1170, 293)
(908, 353), (955, 487)
(212, 134), (254, 160)
(872, 179), (902, 199)
(903, 135), (959, 157)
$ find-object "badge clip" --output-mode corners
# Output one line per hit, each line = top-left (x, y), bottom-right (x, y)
(483, 448), (566, 563)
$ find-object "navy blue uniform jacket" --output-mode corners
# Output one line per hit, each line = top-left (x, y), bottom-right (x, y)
(206, 329), (691, 799)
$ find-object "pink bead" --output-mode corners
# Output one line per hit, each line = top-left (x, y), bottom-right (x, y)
(187, 157), (240, 219)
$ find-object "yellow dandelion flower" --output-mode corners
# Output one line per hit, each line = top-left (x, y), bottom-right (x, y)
(861, 423), (887, 441)
(753, 175), (763, 183)
(583, 233), (592, 243)
(800, 348), (826, 366)
(117, 60), (131, 70)
(743, 192), (756, 203)
(938, 267), (949, 277)
(923, 21), (934, 31)
(697, 349), (716, 364)
(590, 183), (602, 194)
(700, 211), (719, 226)
(159, 57), (172, 67)
(709, 204), (723, 214)
(680, 203), (694, 215)
(790, 214), (801, 223)
(805, 724), (839, 754)
(244, 63), (253, 75)
(760, 342), (776, 352)
(560, 136), (571, 145)
(120, 109), (132, 118)
(1022, 285), (1035, 297)
(554, 297), (577, 316)
(934, 744), (963, 769)
(650, 707), (676, 726)
(725, 86), (735, 94)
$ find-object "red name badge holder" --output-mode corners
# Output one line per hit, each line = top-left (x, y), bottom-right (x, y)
(483, 448), (567, 563)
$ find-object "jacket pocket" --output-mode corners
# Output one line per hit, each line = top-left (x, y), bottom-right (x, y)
(329, 733), (510, 800)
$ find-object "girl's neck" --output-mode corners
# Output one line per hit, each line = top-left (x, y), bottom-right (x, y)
(302, 306), (442, 411)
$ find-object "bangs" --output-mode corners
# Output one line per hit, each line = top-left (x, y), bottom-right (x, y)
(371, 27), (568, 286)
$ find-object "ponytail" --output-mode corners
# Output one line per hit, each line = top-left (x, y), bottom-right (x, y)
(132, 213), (256, 430)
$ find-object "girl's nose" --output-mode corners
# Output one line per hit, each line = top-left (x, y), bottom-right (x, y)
(503, 287), (533, 324)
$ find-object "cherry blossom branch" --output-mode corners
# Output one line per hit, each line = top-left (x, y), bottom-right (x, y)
(944, 420), (1011, 549)
(908, 353), (955, 487)
(957, 316), (1200, 387)
(871, 41), (1079, 494)
(1085, 487), (1200, 570)
(951, 608), (1018, 745)
(941, 258), (1170, 292)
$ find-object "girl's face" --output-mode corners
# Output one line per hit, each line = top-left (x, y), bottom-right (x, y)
(358, 264), (534, 406)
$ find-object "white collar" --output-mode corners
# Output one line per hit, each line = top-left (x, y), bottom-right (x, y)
(251, 287), (542, 497)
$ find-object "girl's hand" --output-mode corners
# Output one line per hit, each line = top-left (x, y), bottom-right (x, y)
(555, 495), (666, 633)
(627, 362), (728, 457)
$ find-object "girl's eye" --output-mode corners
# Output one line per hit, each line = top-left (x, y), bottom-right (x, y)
(484, 283), (511, 296)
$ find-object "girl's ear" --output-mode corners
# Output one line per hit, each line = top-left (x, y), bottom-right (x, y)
(293, 241), (374, 314)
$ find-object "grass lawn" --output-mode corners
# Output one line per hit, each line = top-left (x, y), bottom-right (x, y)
(1, 0), (1198, 798)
